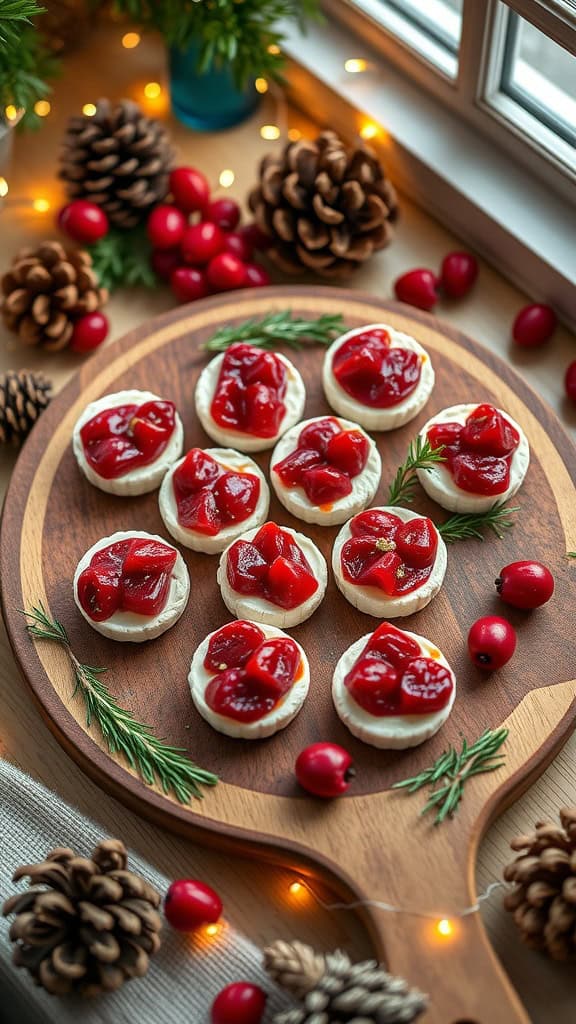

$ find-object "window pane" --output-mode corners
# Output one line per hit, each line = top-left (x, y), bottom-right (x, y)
(384, 0), (463, 54)
(350, 0), (461, 76)
(501, 12), (576, 146)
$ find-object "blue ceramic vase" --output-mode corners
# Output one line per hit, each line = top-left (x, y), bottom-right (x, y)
(169, 43), (259, 131)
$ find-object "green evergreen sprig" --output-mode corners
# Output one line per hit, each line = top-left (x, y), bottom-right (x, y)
(393, 728), (508, 825)
(203, 311), (346, 352)
(568, 552), (576, 559)
(0, 3), (58, 130)
(88, 228), (157, 293)
(387, 436), (446, 506)
(438, 503), (519, 543)
(0, 0), (43, 49)
(22, 604), (218, 802)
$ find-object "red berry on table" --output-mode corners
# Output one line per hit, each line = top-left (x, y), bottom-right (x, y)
(295, 742), (355, 798)
(564, 360), (576, 402)
(58, 200), (109, 244)
(211, 982), (266, 1024)
(70, 312), (109, 353)
(512, 304), (557, 347)
(467, 615), (517, 670)
(207, 197), (241, 231)
(181, 222), (225, 265)
(170, 266), (209, 303)
(151, 247), (181, 281)
(223, 231), (253, 262)
(169, 166), (210, 214)
(440, 251), (478, 298)
(164, 878), (222, 932)
(495, 560), (554, 610)
(240, 222), (272, 252)
(207, 252), (246, 291)
(394, 269), (438, 311)
(147, 204), (186, 250)
(243, 263), (271, 288)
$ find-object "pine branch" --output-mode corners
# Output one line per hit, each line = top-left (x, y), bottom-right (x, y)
(203, 311), (346, 353)
(386, 436), (446, 506)
(88, 228), (157, 293)
(22, 604), (218, 802)
(437, 503), (520, 543)
(393, 728), (508, 825)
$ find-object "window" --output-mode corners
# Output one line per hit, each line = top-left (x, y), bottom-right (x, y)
(349, 0), (463, 76)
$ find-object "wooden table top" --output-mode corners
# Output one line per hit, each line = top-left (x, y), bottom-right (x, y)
(0, 26), (574, 1023)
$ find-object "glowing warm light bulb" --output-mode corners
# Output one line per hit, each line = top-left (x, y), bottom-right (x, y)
(122, 32), (140, 49)
(289, 881), (304, 896)
(144, 82), (162, 100)
(205, 923), (220, 937)
(436, 918), (454, 938)
(255, 77), (268, 94)
(360, 122), (379, 140)
(33, 198), (51, 213)
(0, 177), (8, 198)
(287, 128), (301, 141)
(82, 103), (97, 117)
(268, 44), (281, 55)
(260, 124), (280, 141)
(5, 105), (18, 121)
(34, 100), (51, 117)
(345, 58), (368, 73)
(219, 169), (235, 188)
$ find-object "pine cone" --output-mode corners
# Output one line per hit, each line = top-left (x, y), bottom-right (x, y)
(2, 839), (162, 996)
(59, 98), (174, 229)
(0, 370), (53, 445)
(503, 807), (576, 961)
(264, 939), (428, 1023)
(0, 241), (107, 351)
(248, 130), (398, 279)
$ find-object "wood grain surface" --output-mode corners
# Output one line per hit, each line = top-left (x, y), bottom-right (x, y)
(1, 287), (575, 1023)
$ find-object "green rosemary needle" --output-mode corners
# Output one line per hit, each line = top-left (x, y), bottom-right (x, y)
(22, 604), (218, 802)
(202, 311), (346, 352)
(387, 437), (446, 506)
(437, 503), (520, 543)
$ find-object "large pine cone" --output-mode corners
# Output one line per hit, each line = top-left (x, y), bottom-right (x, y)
(0, 369), (53, 445)
(503, 807), (576, 960)
(2, 839), (162, 996)
(0, 241), (107, 351)
(59, 98), (174, 229)
(248, 130), (398, 279)
(265, 939), (428, 1023)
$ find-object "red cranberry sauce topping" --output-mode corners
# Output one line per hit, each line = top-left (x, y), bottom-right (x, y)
(427, 404), (520, 496)
(274, 417), (370, 505)
(204, 620), (302, 722)
(332, 328), (422, 408)
(344, 622), (453, 716)
(341, 510), (438, 596)
(226, 522), (318, 610)
(80, 399), (176, 479)
(173, 449), (260, 535)
(77, 538), (177, 621)
(210, 343), (288, 438)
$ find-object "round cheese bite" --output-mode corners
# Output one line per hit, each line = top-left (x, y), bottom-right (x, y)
(74, 531), (189, 642)
(189, 619), (310, 739)
(323, 323), (435, 431)
(333, 506), (447, 618)
(73, 389), (184, 496)
(332, 622), (456, 749)
(217, 521), (327, 629)
(195, 343), (306, 452)
(271, 416), (381, 526)
(416, 403), (530, 513)
(159, 447), (270, 554)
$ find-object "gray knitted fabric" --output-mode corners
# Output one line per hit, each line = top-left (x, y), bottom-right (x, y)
(0, 760), (293, 1024)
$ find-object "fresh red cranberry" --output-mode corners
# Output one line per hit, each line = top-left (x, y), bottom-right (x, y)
(169, 166), (210, 214)
(394, 269), (438, 311)
(495, 561), (554, 610)
(243, 263), (271, 287)
(164, 879), (222, 932)
(223, 231), (253, 262)
(70, 312), (109, 353)
(207, 252), (247, 291)
(239, 222), (272, 251)
(151, 247), (181, 281)
(181, 222), (225, 265)
(467, 615), (517, 670)
(512, 304), (557, 347)
(211, 982), (266, 1024)
(147, 204), (186, 250)
(564, 360), (576, 402)
(58, 200), (109, 244)
(440, 251), (478, 298)
(295, 743), (355, 798)
(170, 266), (209, 303)
(206, 197), (241, 231)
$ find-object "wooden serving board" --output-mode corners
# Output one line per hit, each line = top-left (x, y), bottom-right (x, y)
(2, 287), (576, 1023)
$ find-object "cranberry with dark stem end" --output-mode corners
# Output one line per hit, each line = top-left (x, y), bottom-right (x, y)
(467, 616), (517, 670)
(295, 742), (355, 798)
(495, 560), (554, 610)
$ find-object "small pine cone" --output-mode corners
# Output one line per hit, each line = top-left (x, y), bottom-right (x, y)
(59, 98), (174, 229)
(0, 241), (107, 351)
(248, 130), (398, 279)
(503, 807), (576, 961)
(2, 839), (162, 996)
(266, 940), (428, 1024)
(0, 370), (53, 445)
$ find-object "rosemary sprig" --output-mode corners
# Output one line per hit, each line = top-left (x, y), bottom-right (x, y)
(393, 728), (508, 825)
(22, 604), (218, 802)
(202, 311), (346, 353)
(568, 552), (576, 559)
(438, 503), (520, 544)
(387, 437), (446, 506)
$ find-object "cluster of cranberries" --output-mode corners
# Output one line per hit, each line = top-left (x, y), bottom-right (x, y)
(147, 166), (271, 303)
(56, 199), (111, 353)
